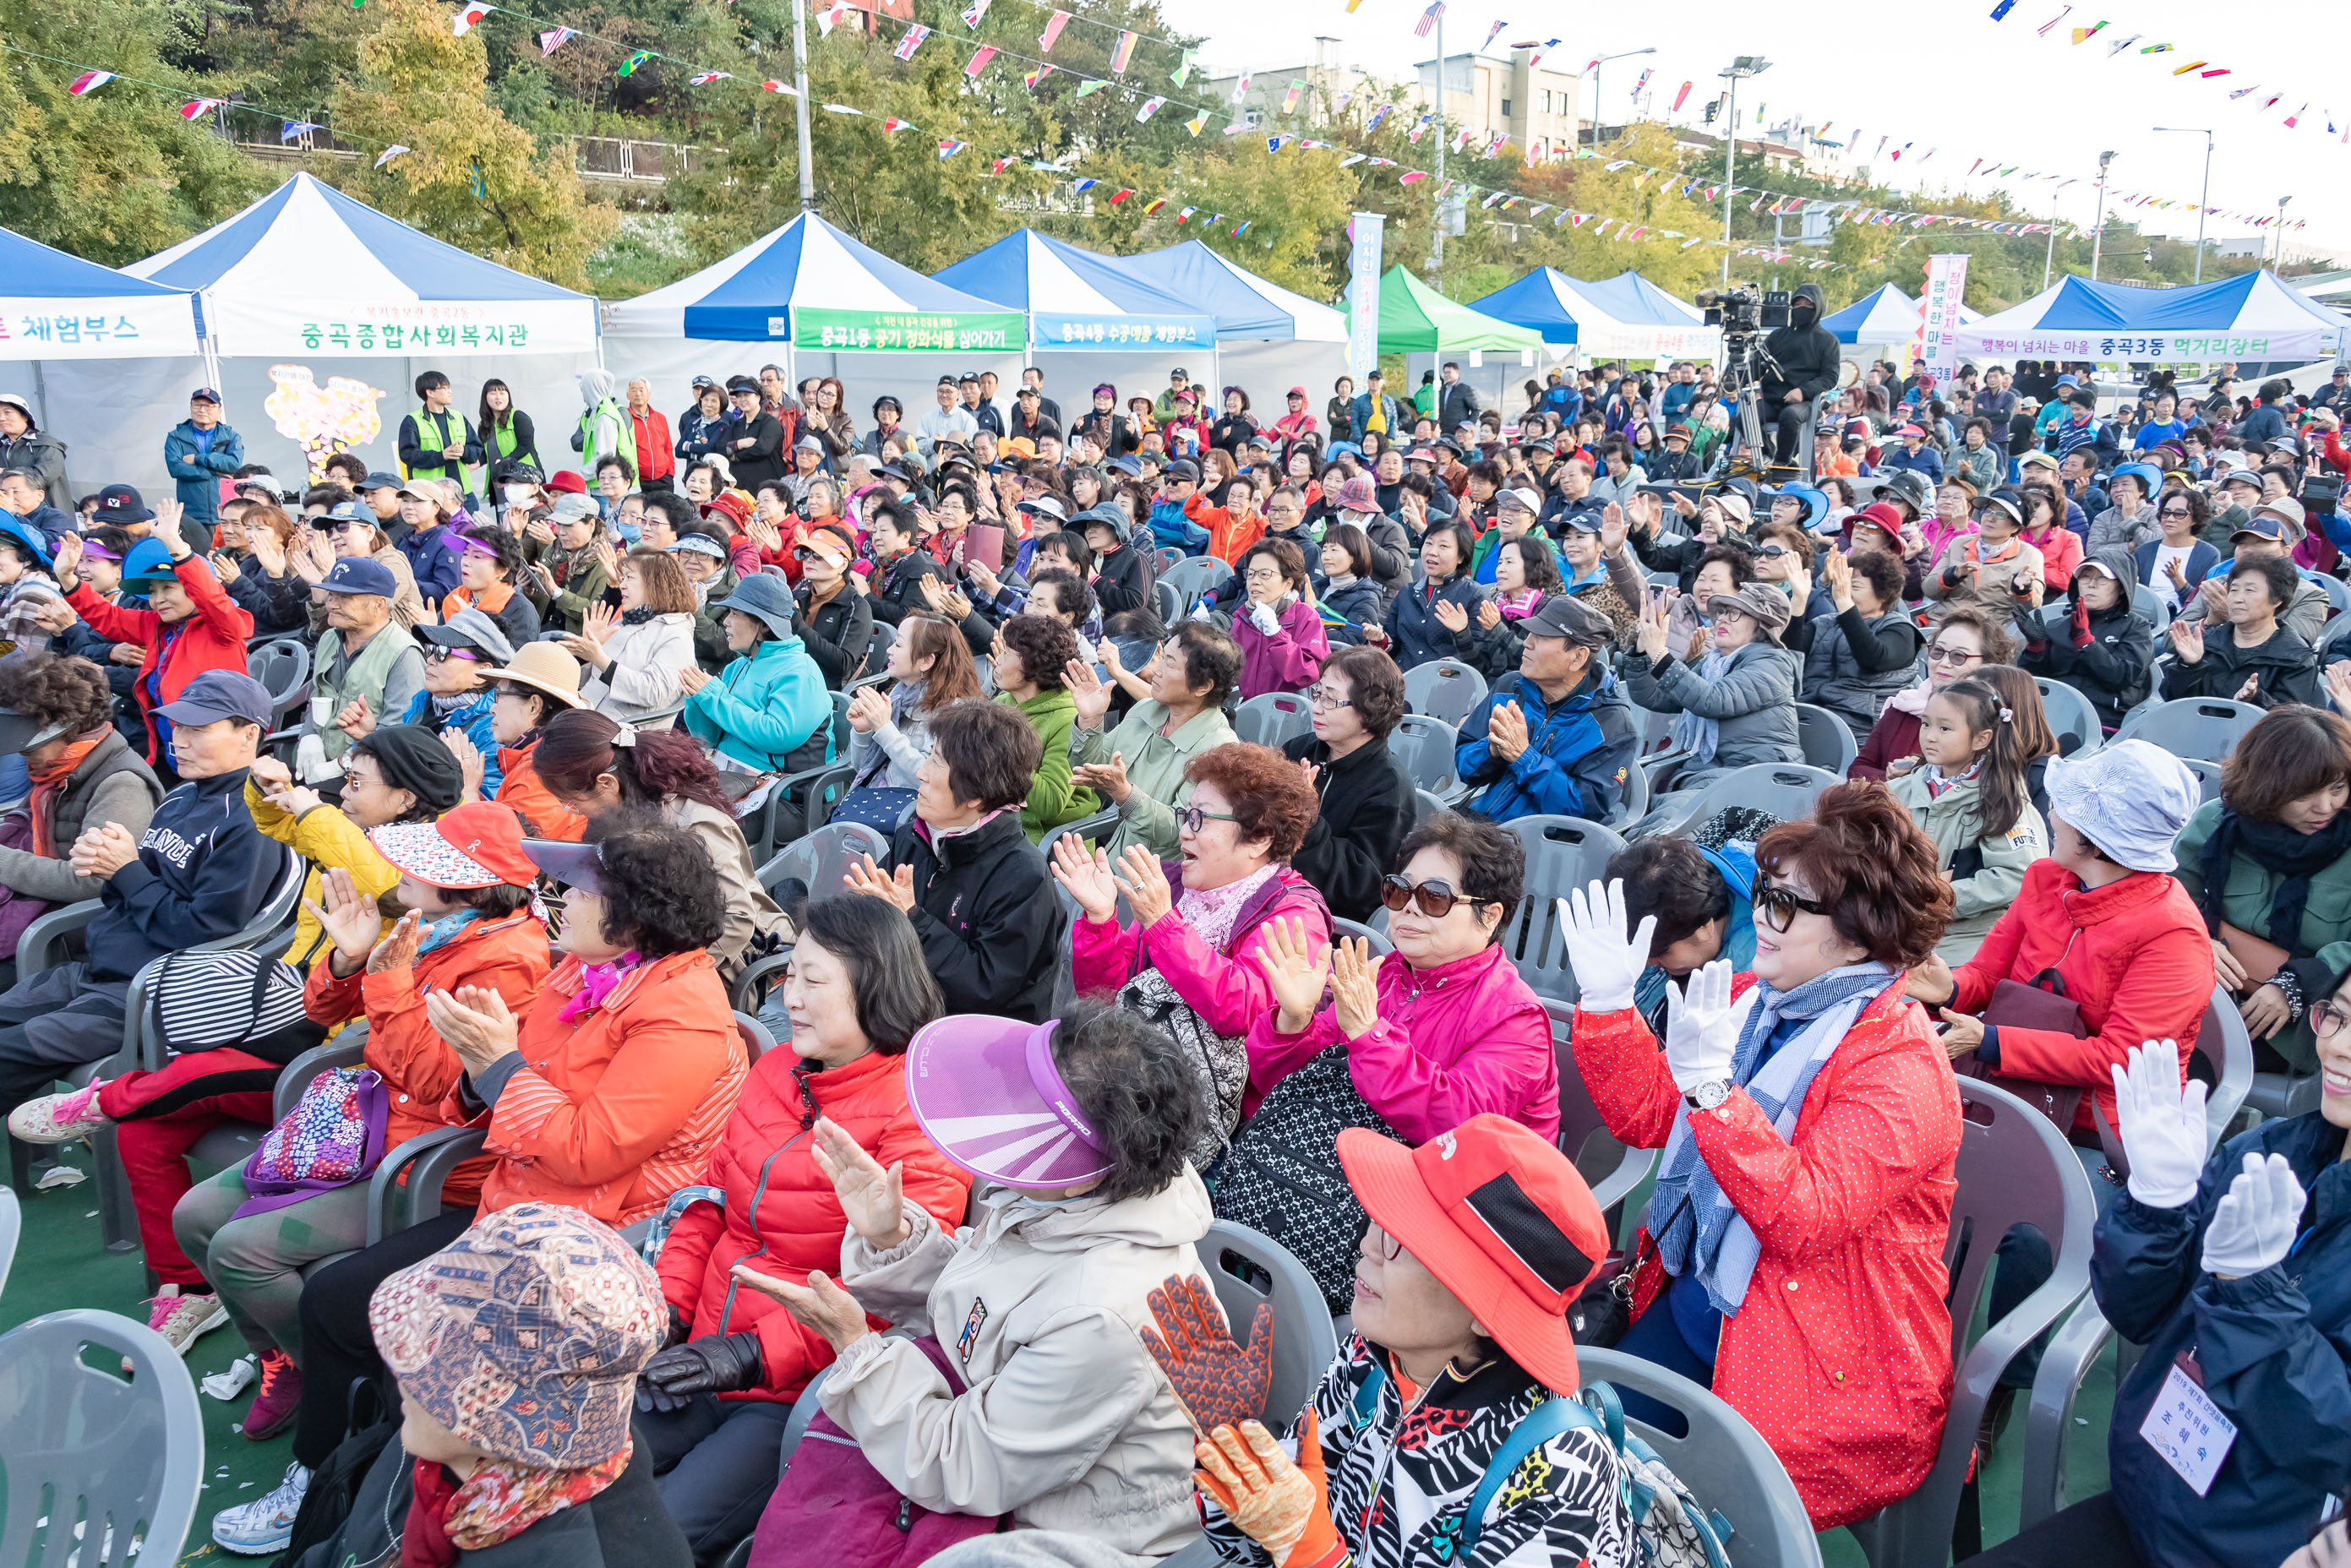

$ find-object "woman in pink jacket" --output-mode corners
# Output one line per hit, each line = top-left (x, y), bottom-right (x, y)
(1218, 811), (1560, 1307)
(1056, 743), (1328, 1165)
(1230, 536), (1328, 700)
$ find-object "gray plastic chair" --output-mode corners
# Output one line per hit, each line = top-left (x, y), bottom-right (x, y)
(1413, 787), (1445, 825)
(246, 637), (313, 732)
(1197, 1218), (1341, 1431)
(2020, 990), (2250, 1530)
(1628, 763), (1838, 842)
(1234, 691), (1313, 749)
(1574, 1347), (1824, 1568)
(1497, 816), (1630, 1003)
(1388, 713), (1463, 799)
(1612, 749), (1650, 826)
(2032, 678), (2103, 759)
(1153, 580), (1181, 624)
(1792, 701), (1859, 777)
(0, 1185), (16, 1300)
(0, 1308), (204, 1568)
(734, 1010), (777, 1064)
(1541, 999), (1656, 1217)
(2319, 574), (2351, 616)
(1161, 555), (1234, 609)
(2178, 755), (2223, 803)
(367, 1125), (489, 1244)
(1844, 1076), (2097, 1568)
(1042, 807), (1132, 937)
(2108, 696), (2263, 761)
(1329, 917), (1394, 959)
(755, 821), (891, 901)
(2129, 581), (2172, 634)
(1402, 658), (1489, 727)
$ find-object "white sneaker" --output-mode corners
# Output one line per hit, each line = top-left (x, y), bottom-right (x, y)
(212, 1463), (309, 1556)
(8, 1081), (107, 1144)
(142, 1287), (227, 1356)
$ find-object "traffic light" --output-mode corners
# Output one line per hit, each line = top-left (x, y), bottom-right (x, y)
(1703, 97), (1721, 124)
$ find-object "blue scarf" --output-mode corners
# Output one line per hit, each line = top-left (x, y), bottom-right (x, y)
(1668, 648), (1733, 767)
(1649, 961), (1898, 1314)
(415, 908), (483, 956)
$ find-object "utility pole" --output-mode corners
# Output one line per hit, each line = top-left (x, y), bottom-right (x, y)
(1587, 48), (1653, 150)
(1718, 57), (1769, 284)
(2089, 150), (2114, 279)
(2152, 128), (2213, 283)
(1432, 8), (1444, 280)
(792, 0), (815, 211)
(2043, 182), (2062, 291)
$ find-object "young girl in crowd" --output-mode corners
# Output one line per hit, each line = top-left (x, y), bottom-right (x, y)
(1889, 674), (2048, 963)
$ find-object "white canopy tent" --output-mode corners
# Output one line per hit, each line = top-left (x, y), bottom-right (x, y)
(41, 173), (602, 494)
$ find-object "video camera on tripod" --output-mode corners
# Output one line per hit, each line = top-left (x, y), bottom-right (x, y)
(1694, 286), (1800, 480)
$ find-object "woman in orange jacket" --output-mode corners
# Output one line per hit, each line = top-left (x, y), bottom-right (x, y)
(445, 640), (590, 836)
(248, 815), (747, 1543)
(636, 896), (971, 1560)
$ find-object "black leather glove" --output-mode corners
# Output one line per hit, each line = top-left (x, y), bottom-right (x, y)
(664, 1304), (693, 1350)
(635, 1331), (766, 1414)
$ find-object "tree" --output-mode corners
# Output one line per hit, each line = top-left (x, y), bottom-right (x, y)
(326, 0), (617, 289)
(0, 0), (266, 263)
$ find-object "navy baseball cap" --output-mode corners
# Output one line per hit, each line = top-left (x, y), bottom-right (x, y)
(154, 670), (274, 728)
(319, 556), (399, 596)
(362, 471), (405, 493)
(94, 485), (155, 525)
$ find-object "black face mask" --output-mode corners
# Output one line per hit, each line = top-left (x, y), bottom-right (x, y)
(1792, 302), (1816, 322)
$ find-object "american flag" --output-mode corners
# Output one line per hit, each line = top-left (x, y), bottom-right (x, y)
(1414, 2), (1445, 39)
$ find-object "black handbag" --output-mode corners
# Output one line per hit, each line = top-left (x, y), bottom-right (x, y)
(1567, 1195), (1691, 1348)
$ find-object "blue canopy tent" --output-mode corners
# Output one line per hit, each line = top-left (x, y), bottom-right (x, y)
(1821, 282), (1982, 350)
(1954, 270), (2350, 371)
(603, 211), (1027, 437)
(935, 230), (1213, 353)
(51, 172), (601, 498)
(1110, 239), (1350, 419)
(1469, 269), (1720, 363)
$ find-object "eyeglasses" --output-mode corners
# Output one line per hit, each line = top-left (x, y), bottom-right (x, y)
(2316, 999), (2351, 1038)
(1174, 804), (1240, 834)
(1381, 874), (1486, 919)
(1362, 1222), (1404, 1262)
(423, 646), (481, 665)
(1306, 684), (1353, 710)
(1753, 883), (1833, 933)
(1924, 643), (1983, 667)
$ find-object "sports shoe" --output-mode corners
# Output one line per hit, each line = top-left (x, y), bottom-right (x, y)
(242, 1349), (303, 1441)
(7, 1081), (107, 1144)
(212, 1463), (308, 1556)
(143, 1286), (227, 1356)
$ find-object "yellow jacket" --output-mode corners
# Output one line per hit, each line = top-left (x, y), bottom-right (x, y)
(246, 779), (401, 975)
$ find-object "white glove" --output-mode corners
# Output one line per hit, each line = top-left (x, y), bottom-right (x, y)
(1557, 879), (1656, 1015)
(1248, 601), (1280, 635)
(2200, 1151), (2307, 1279)
(2109, 1042), (2210, 1210)
(1663, 959), (1738, 1094)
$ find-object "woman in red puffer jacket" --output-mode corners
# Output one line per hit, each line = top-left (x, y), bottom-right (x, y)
(640, 897), (969, 1564)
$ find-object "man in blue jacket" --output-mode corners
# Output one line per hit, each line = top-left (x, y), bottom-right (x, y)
(1348, 370), (1409, 447)
(1454, 596), (1637, 825)
(161, 389), (243, 549)
(0, 669), (280, 1126)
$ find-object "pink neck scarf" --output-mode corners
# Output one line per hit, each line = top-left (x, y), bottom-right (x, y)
(561, 951), (644, 1022)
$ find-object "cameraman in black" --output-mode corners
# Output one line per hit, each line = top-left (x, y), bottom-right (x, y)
(1758, 282), (1841, 469)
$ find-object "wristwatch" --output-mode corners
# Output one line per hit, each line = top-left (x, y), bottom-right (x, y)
(1683, 1079), (1732, 1113)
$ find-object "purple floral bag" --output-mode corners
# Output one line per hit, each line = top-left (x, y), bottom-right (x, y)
(232, 1066), (392, 1221)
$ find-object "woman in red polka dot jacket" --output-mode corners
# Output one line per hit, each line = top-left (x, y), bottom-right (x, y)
(1560, 782), (1966, 1529)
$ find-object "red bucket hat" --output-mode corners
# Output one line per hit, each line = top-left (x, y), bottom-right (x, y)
(544, 470), (589, 496)
(1337, 1114), (1610, 1396)
(369, 801), (539, 889)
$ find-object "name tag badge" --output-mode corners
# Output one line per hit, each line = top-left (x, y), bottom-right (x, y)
(2139, 1356), (2237, 1497)
(957, 1297), (989, 1364)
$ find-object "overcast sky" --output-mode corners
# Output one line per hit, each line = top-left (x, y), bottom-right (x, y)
(1173, 0), (2345, 263)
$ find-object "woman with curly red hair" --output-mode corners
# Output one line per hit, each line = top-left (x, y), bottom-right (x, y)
(1053, 742), (1328, 1166)
(1561, 781), (1965, 1530)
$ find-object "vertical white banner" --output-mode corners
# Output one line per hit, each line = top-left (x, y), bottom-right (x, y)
(1917, 253), (1970, 391)
(1347, 212), (1385, 384)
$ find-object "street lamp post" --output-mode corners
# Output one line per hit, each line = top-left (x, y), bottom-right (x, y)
(791, 0), (815, 211)
(2277, 196), (2295, 267)
(2152, 127), (2213, 283)
(1587, 47), (1654, 148)
(1718, 57), (1770, 284)
(2089, 150), (2115, 279)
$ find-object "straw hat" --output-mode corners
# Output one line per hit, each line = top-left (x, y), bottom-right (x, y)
(494, 641), (585, 710)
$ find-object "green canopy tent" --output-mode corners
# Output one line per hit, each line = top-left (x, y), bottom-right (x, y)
(1367, 266), (1548, 354)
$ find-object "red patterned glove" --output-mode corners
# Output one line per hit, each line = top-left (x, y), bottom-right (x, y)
(1143, 1273), (1274, 1436)
(2070, 590), (2093, 648)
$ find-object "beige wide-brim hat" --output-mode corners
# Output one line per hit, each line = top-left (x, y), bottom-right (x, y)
(494, 640), (585, 709)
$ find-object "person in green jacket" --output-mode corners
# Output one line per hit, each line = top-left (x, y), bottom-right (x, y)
(990, 612), (1097, 841)
(1887, 674), (2048, 964)
(1066, 621), (1241, 859)
(2172, 703), (2351, 1073)
(677, 572), (828, 774)
(570, 369), (634, 485)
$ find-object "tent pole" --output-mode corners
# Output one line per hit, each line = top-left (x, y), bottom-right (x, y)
(793, 0), (815, 212)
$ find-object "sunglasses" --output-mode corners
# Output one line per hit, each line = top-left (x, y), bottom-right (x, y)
(1753, 883), (1833, 933)
(2161, 506), (2193, 518)
(1924, 643), (1983, 667)
(1380, 874), (1489, 919)
(1174, 804), (1240, 835)
(423, 646), (482, 665)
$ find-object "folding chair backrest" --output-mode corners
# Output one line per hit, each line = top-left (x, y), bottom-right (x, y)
(1572, 1348), (1824, 1568)
(0, 1309), (204, 1568)
(757, 822), (891, 901)
(1630, 764), (1836, 841)
(1497, 816), (1630, 1001)
(1402, 659), (1489, 727)
(2179, 756), (2223, 802)
(1792, 702), (1858, 777)
(1199, 1219), (1340, 1429)
(2032, 677), (2103, 759)
(1612, 748), (1650, 825)
(1541, 999), (1654, 1216)
(2196, 985), (2253, 1146)
(1154, 580), (1181, 624)
(1413, 787), (1445, 825)
(2108, 696), (2262, 762)
(862, 620), (895, 683)
(1234, 692), (1312, 749)
(1389, 714), (1461, 796)
(1162, 555), (1234, 609)
(734, 1010), (776, 1064)
(2129, 581), (2171, 634)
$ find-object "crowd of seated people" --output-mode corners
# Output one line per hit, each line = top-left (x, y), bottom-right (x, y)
(2, 350), (2349, 1568)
